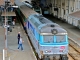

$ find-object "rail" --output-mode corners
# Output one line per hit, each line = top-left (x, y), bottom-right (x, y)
(68, 38), (80, 60)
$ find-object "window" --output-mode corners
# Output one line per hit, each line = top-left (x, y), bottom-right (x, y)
(43, 35), (54, 43)
(30, 18), (40, 28)
(56, 35), (66, 43)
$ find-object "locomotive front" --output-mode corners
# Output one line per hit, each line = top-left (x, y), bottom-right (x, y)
(38, 24), (68, 60)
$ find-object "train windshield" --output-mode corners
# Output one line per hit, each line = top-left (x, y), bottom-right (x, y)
(56, 35), (66, 43)
(43, 35), (66, 43)
(43, 35), (54, 43)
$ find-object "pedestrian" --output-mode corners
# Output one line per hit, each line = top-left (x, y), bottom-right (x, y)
(17, 32), (20, 44)
(12, 21), (15, 28)
(18, 37), (24, 50)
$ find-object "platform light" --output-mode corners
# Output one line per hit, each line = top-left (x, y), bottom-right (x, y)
(11, 6), (18, 8)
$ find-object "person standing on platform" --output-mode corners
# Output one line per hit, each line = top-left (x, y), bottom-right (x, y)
(17, 32), (20, 44)
(18, 37), (24, 50)
(12, 20), (15, 28)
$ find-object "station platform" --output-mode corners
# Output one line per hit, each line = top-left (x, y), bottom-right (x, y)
(0, 23), (37, 60)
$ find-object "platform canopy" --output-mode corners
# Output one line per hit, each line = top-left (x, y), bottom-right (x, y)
(1, 12), (16, 16)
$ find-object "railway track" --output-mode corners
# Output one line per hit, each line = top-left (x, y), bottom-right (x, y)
(68, 38), (80, 60)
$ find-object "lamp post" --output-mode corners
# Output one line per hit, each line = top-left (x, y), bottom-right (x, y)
(4, 1), (10, 57)
(4, 6), (7, 50)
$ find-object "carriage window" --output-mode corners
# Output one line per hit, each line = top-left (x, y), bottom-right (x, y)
(56, 35), (66, 43)
(43, 35), (54, 43)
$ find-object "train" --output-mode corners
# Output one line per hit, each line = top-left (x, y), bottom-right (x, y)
(15, 1), (68, 60)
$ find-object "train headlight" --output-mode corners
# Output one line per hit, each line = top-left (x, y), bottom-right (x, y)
(51, 29), (58, 34)
(59, 46), (66, 53)
(60, 46), (65, 49)
(59, 50), (63, 52)
(45, 50), (51, 53)
(59, 49), (66, 53)
(45, 50), (48, 53)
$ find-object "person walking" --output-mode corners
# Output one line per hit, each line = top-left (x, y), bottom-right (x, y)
(17, 32), (20, 44)
(18, 37), (24, 50)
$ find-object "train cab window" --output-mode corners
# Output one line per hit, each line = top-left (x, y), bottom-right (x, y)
(43, 35), (54, 43)
(56, 35), (66, 43)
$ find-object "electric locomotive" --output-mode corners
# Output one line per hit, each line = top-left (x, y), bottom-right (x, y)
(26, 14), (68, 60)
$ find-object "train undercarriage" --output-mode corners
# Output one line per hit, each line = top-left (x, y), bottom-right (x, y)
(37, 54), (68, 60)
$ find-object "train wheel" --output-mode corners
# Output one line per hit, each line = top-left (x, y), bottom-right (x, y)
(60, 55), (68, 60)
(43, 58), (50, 60)
(43, 56), (50, 60)
(36, 54), (40, 60)
(37, 58), (40, 60)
